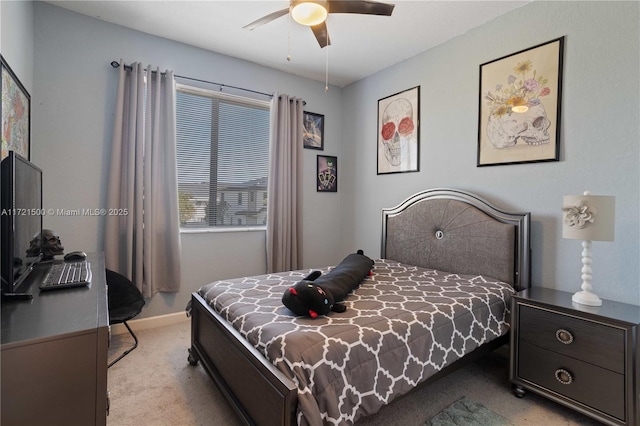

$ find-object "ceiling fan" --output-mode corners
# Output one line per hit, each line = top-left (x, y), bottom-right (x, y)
(243, 0), (395, 48)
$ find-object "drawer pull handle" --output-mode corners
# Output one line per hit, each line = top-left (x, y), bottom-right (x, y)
(555, 368), (573, 385)
(555, 329), (574, 344)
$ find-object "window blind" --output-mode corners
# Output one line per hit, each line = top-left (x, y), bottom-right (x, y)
(176, 84), (270, 228)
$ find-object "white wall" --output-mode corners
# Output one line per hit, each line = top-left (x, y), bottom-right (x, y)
(341, 1), (640, 305)
(1, 0), (34, 93)
(32, 2), (346, 318)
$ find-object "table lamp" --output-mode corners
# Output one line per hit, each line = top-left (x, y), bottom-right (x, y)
(562, 192), (615, 306)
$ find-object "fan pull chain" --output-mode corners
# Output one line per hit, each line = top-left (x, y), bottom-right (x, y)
(287, 13), (292, 61)
(324, 35), (329, 92)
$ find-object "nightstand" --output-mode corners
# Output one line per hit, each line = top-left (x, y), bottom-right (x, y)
(510, 287), (639, 426)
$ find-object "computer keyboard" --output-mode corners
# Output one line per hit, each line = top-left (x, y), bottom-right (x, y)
(40, 261), (92, 290)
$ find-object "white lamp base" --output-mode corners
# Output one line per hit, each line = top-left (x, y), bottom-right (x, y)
(571, 240), (603, 307)
(572, 290), (602, 306)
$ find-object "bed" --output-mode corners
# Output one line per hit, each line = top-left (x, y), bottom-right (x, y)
(187, 188), (531, 426)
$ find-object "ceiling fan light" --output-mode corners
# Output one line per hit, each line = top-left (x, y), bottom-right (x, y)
(291, 1), (328, 26)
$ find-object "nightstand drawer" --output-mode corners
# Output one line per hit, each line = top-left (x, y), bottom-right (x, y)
(519, 341), (625, 421)
(519, 304), (624, 373)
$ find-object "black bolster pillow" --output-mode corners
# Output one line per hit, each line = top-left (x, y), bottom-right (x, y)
(313, 251), (374, 302)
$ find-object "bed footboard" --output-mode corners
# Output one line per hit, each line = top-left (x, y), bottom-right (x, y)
(189, 292), (297, 426)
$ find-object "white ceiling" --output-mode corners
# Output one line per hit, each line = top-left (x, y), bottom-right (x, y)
(46, 0), (530, 87)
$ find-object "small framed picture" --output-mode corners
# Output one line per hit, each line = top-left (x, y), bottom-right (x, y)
(377, 86), (420, 174)
(317, 155), (337, 192)
(1, 55), (31, 160)
(303, 111), (324, 150)
(478, 37), (564, 166)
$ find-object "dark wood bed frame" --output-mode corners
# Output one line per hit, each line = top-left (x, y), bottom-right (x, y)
(188, 188), (531, 426)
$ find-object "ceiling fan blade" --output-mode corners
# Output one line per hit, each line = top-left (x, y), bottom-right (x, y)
(243, 8), (289, 30)
(311, 21), (331, 48)
(328, 0), (395, 16)
(311, 22), (331, 48)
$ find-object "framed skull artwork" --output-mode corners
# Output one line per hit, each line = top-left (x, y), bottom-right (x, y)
(478, 37), (564, 166)
(377, 86), (420, 174)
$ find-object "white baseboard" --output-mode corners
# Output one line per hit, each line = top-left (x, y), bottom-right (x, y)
(110, 311), (189, 335)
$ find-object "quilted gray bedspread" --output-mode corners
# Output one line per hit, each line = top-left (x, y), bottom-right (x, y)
(198, 259), (514, 425)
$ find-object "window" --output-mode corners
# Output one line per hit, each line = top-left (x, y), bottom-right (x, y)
(176, 84), (270, 229)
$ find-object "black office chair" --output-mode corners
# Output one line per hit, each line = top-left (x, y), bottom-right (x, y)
(106, 269), (145, 368)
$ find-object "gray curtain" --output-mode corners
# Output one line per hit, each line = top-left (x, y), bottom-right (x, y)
(266, 94), (305, 273)
(105, 62), (182, 298)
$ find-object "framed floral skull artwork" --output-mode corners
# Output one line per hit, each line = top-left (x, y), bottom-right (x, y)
(478, 37), (564, 166)
(377, 86), (420, 174)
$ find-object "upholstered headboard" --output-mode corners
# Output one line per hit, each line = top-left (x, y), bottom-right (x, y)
(381, 188), (531, 291)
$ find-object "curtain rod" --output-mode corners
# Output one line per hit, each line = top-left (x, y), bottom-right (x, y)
(110, 61), (274, 100)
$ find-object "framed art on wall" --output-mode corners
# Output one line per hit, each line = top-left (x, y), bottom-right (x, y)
(377, 86), (420, 174)
(303, 111), (324, 150)
(317, 155), (337, 192)
(1, 55), (31, 160)
(477, 37), (564, 166)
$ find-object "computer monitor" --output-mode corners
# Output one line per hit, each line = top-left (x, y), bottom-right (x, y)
(1, 151), (43, 297)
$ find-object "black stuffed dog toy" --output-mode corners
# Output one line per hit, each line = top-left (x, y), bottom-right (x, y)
(282, 250), (374, 318)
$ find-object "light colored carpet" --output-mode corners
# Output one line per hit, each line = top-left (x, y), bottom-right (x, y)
(107, 320), (602, 426)
(425, 397), (513, 426)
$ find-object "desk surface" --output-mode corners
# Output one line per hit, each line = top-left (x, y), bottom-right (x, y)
(1, 252), (108, 347)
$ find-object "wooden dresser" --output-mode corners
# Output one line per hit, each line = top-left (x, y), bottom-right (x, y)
(510, 287), (639, 426)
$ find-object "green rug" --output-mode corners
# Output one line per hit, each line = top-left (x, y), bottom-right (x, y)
(426, 397), (514, 426)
